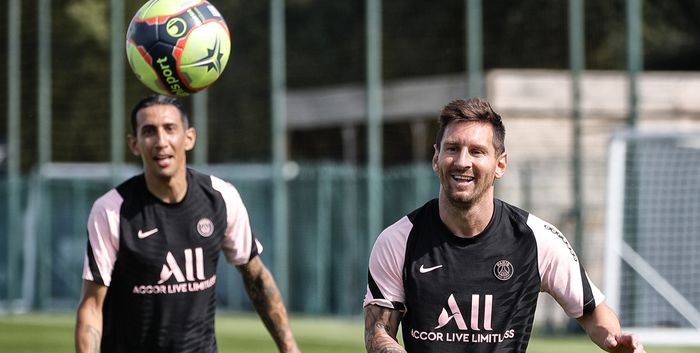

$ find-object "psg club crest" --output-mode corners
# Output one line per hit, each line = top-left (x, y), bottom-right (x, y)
(493, 260), (514, 281)
(197, 218), (214, 237)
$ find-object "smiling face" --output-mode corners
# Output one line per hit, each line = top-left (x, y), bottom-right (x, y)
(432, 120), (507, 211)
(128, 104), (195, 184)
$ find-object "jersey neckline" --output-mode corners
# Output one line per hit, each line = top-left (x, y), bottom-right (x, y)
(432, 198), (504, 247)
(139, 169), (194, 208)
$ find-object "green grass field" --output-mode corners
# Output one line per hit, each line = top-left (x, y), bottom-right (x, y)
(0, 313), (697, 353)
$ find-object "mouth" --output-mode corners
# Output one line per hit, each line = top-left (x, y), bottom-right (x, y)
(451, 174), (475, 183)
(154, 155), (173, 168)
(451, 174), (476, 182)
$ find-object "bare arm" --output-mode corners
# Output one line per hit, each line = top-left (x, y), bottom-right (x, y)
(237, 256), (300, 353)
(75, 280), (107, 353)
(364, 304), (406, 353)
(576, 303), (646, 353)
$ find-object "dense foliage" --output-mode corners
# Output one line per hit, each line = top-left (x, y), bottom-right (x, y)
(1, 0), (699, 169)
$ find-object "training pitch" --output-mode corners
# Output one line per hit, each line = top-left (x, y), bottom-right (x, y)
(0, 313), (696, 352)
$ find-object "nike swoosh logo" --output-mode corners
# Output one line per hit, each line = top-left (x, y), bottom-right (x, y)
(419, 264), (443, 273)
(137, 228), (159, 239)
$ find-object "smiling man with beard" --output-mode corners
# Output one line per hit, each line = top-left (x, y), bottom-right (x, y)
(363, 98), (645, 353)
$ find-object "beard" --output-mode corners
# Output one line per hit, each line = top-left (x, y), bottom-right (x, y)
(440, 172), (495, 211)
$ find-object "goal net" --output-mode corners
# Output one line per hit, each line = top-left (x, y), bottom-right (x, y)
(604, 129), (700, 346)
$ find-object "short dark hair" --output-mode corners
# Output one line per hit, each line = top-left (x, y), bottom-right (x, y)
(435, 98), (506, 154)
(130, 94), (189, 135)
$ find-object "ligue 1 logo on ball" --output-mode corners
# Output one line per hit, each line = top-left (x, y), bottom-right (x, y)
(126, 0), (231, 96)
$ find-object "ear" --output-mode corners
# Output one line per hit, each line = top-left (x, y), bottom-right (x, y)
(495, 151), (508, 179)
(127, 134), (140, 156)
(184, 127), (196, 151)
(432, 144), (439, 173)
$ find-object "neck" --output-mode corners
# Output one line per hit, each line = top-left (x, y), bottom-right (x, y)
(438, 193), (495, 238)
(144, 172), (188, 204)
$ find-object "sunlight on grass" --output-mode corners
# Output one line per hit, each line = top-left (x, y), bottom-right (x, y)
(0, 312), (697, 353)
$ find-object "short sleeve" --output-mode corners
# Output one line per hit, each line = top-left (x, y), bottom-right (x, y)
(83, 189), (123, 286)
(529, 214), (605, 318)
(210, 176), (263, 266)
(363, 216), (412, 311)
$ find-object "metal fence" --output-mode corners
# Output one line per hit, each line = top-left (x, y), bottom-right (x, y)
(0, 162), (438, 315)
(4, 0), (699, 329)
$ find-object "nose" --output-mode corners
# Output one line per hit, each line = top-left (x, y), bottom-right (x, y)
(453, 148), (472, 168)
(154, 128), (168, 147)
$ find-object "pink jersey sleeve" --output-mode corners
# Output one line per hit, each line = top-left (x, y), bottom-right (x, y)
(529, 214), (605, 318)
(363, 216), (412, 310)
(83, 189), (123, 286)
(210, 176), (263, 265)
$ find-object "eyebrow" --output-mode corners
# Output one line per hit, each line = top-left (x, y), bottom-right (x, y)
(140, 121), (178, 129)
(442, 139), (488, 146)
(441, 139), (493, 151)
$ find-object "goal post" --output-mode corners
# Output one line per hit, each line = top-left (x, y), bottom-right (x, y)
(604, 129), (700, 346)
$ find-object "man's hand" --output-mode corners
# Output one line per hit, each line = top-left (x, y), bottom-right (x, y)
(603, 333), (645, 353)
(576, 303), (646, 353)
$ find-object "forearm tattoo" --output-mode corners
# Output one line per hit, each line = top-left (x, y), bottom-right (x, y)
(84, 324), (101, 353)
(239, 260), (298, 353)
(364, 305), (406, 353)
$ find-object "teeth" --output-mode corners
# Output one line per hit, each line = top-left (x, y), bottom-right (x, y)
(453, 175), (474, 181)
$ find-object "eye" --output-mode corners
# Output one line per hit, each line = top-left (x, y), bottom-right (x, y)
(471, 149), (485, 156)
(164, 124), (178, 133)
(140, 126), (156, 136)
(444, 144), (458, 152)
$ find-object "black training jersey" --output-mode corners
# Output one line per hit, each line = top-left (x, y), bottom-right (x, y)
(364, 199), (603, 353)
(82, 169), (262, 353)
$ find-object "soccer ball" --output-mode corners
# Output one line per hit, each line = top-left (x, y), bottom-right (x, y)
(126, 0), (231, 96)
